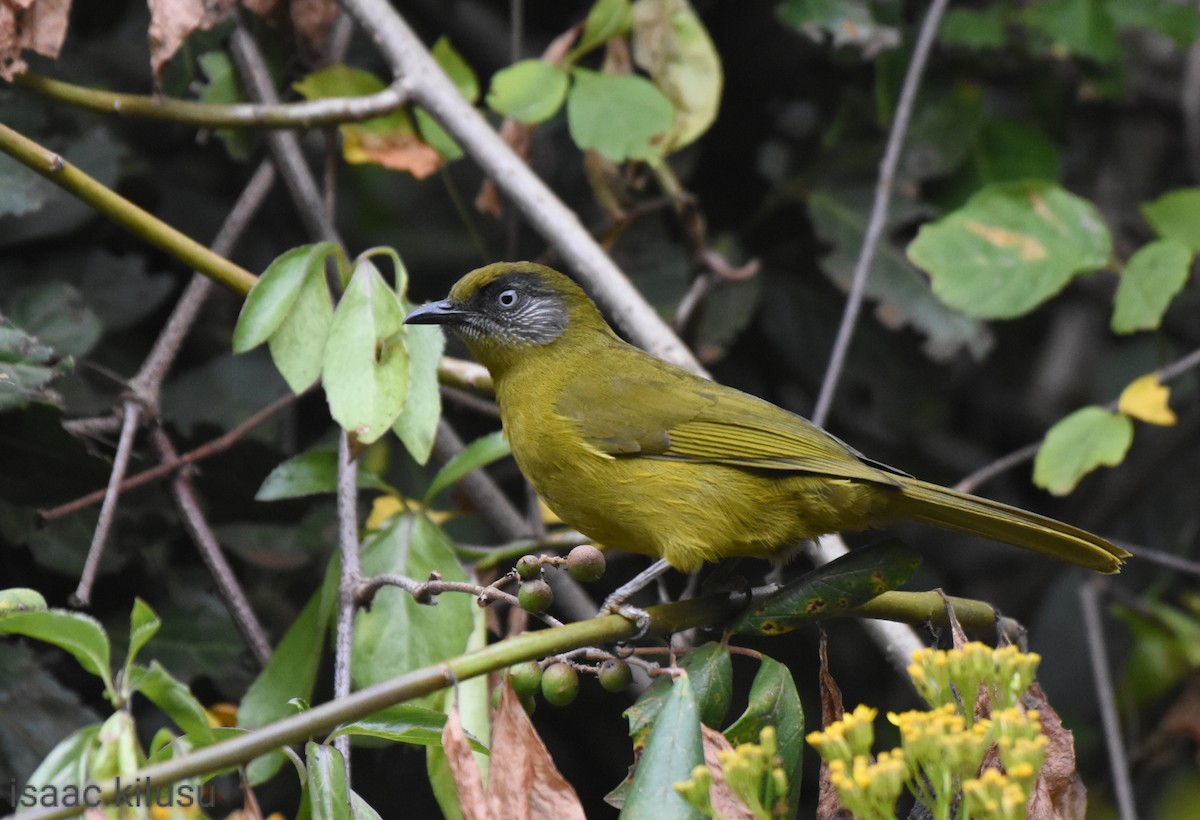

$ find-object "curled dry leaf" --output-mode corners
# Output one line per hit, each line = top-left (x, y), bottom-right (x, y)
(441, 699), (490, 820)
(1023, 682), (1087, 819)
(442, 683), (585, 820)
(489, 683), (585, 820)
(816, 632), (848, 820)
(700, 724), (756, 820)
(0, 0), (72, 81)
(147, 0), (237, 84)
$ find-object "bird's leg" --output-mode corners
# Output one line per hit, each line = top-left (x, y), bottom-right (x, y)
(600, 558), (672, 636)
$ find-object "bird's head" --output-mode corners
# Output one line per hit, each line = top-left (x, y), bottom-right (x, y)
(405, 262), (615, 373)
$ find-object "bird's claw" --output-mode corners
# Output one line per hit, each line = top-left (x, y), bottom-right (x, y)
(600, 595), (651, 640)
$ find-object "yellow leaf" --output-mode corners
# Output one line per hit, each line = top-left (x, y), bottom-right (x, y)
(1118, 373), (1176, 426)
(366, 494), (454, 529)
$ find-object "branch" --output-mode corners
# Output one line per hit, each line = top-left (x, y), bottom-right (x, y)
(811, 0), (951, 428)
(338, 0), (704, 373)
(15, 73), (410, 129)
(0, 122), (257, 296)
(11, 593), (744, 820)
(956, 343), (1200, 494)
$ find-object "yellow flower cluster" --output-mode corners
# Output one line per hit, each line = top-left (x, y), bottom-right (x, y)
(827, 750), (906, 820)
(808, 643), (1049, 820)
(674, 726), (790, 819)
(962, 768), (1030, 820)
(908, 643), (1041, 723)
(805, 704), (876, 764)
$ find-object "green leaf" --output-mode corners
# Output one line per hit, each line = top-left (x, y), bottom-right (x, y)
(242, 568), (336, 785)
(1020, 0), (1121, 63)
(619, 671), (703, 819)
(352, 515), (473, 705)
(902, 81), (986, 180)
(630, 0), (722, 153)
(968, 118), (1061, 186)
(940, 7), (1009, 49)
(414, 108), (463, 161)
(487, 60), (570, 124)
(432, 37), (479, 102)
(566, 68), (675, 161)
(1108, 0), (1200, 48)
(1142, 188), (1200, 251)
(7, 282), (103, 358)
(423, 430), (512, 503)
(393, 316), (444, 465)
(306, 742), (351, 820)
(809, 188), (992, 361)
(126, 598), (161, 673)
(255, 449), (393, 501)
(0, 587), (47, 614)
(1111, 239), (1193, 333)
(575, 0), (634, 58)
(25, 724), (102, 794)
(0, 319), (72, 411)
(126, 661), (216, 746)
(267, 252), (336, 393)
(0, 609), (113, 696)
(777, 0), (900, 53)
(198, 50), (253, 160)
(323, 259), (411, 444)
(732, 540), (921, 635)
(1034, 406), (1133, 495)
(624, 643), (731, 748)
(724, 658), (804, 817)
(908, 181), (1112, 319)
(234, 243), (340, 353)
(329, 704), (487, 753)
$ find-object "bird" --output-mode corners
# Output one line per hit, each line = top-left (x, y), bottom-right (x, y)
(405, 262), (1129, 587)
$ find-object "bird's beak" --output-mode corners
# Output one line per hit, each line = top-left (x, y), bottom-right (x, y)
(405, 300), (464, 326)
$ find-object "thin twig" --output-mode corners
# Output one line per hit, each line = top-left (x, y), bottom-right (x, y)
(333, 431), (360, 769)
(152, 427), (273, 666)
(356, 572), (565, 629)
(71, 401), (141, 607)
(229, 27), (339, 243)
(61, 415), (122, 437)
(41, 393), (300, 521)
(0, 122), (258, 296)
(15, 73), (410, 129)
(1079, 578), (1137, 819)
(956, 343), (1200, 494)
(811, 0), (950, 428)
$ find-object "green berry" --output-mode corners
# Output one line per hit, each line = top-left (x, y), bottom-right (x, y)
(598, 658), (633, 692)
(516, 554), (542, 580)
(566, 545), (606, 582)
(508, 661), (543, 697)
(541, 662), (579, 706)
(518, 579), (554, 613)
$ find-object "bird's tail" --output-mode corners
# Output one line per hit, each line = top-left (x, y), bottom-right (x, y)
(890, 477), (1129, 573)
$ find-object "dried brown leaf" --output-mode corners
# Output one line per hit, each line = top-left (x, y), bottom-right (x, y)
(816, 632), (849, 820)
(489, 683), (585, 820)
(1024, 682), (1087, 819)
(290, 0), (340, 57)
(147, 0), (236, 84)
(345, 128), (442, 178)
(700, 724), (755, 820)
(441, 697), (490, 820)
(0, 0), (71, 81)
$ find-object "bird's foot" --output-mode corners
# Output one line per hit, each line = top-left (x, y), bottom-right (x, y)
(600, 596), (651, 639)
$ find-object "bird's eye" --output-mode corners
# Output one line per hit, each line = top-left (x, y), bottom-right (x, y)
(496, 288), (519, 309)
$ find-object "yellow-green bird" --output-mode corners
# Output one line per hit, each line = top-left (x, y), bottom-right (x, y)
(405, 262), (1128, 577)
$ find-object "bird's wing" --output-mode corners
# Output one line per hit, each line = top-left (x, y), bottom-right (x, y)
(555, 366), (901, 485)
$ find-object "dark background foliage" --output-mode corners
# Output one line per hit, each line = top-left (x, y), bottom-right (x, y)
(2, 0), (1200, 815)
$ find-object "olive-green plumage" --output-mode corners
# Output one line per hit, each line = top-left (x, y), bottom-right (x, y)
(406, 262), (1129, 574)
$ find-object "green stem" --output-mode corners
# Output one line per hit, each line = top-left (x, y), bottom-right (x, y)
(12, 594), (740, 820)
(0, 122), (258, 297)
(14, 73), (409, 129)
(846, 591), (1023, 642)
